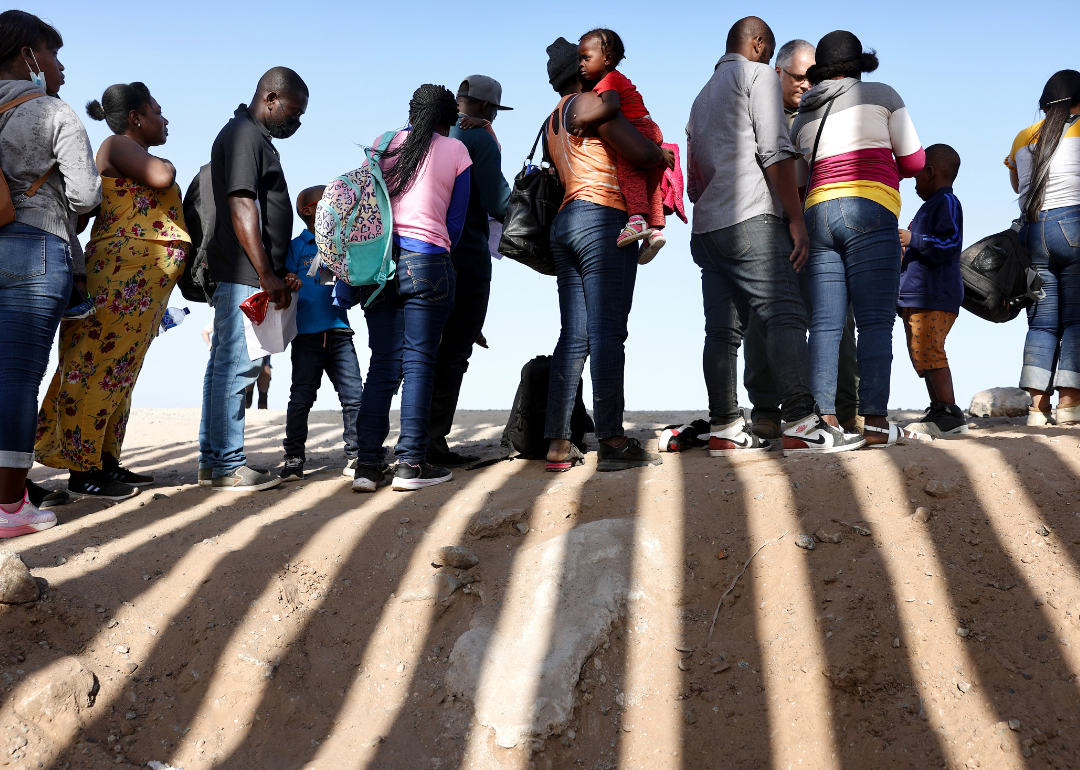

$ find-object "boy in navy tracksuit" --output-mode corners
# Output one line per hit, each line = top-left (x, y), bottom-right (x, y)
(280, 186), (365, 479)
(898, 144), (966, 437)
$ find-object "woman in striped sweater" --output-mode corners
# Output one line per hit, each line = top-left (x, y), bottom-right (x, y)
(791, 30), (926, 447)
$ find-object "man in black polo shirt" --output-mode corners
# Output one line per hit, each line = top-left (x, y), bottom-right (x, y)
(199, 66), (308, 492)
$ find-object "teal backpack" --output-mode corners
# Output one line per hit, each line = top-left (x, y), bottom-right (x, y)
(312, 130), (397, 305)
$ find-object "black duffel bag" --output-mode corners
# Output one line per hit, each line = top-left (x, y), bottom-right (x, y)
(960, 221), (1045, 323)
(498, 117), (564, 276)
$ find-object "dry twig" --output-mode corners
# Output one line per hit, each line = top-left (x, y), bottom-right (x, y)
(707, 531), (787, 641)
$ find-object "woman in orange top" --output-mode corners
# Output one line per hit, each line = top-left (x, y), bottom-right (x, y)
(540, 36), (670, 473)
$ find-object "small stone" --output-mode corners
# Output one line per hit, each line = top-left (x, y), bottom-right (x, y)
(123, 662), (138, 674)
(893, 638), (901, 648)
(593, 658), (602, 670)
(683, 708), (698, 725)
(957, 681), (971, 693)
(924, 480), (955, 498)
(815, 529), (842, 544)
(1035, 597), (1046, 607)
(431, 546), (480, 570)
(514, 522), (530, 534)
(151, 493), (169, 500)
(54, 556), (67, 566)
(903, 463), (925, 479)
(115, 646), (129, 655)
(711, 663), (731, 674)
(956, 627), (971, 638)
(1036, 526), (1050, 537)
(678, 658), (691, 671)
(400, 518), (410, 524)
(795, 534), (815, 551)
(850, 524), (871, 536)
(913, 507), (931, 523)
(1008, 719), (1020, 731)
(125, 712), (136, 720)
(0, 551), (40, 604)
(106, 619), (118, 629)
(621, 723), (633, 733)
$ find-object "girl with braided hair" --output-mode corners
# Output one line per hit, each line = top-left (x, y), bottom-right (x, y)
(351, 84), (473, 492)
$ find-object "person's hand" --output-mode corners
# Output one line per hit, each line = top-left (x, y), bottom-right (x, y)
(567, 115), (587, 136)
(284, 273), (302, 292)
(898, 229), (911, 248)
(458, 116), (489, 130)
(661, 146), (676, 170)
(260, 273), (291, 310)
(788, 220), (810, 272)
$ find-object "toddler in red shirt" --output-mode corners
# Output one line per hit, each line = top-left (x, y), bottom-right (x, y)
(569, 28), (667, 263)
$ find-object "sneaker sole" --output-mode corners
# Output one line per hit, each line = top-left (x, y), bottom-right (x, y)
(352, 477), (389, 493)
(280, 473), (305, 480)
(783, 439), (866, 455)
(70, 489), (141, 501)
(211, 477), (283, 492)
(37, 495), (70, 510)
(596, 458), (662, 472)
(0, 520), (57, 537)
(708, 446), (772, 457)
(392, 473), (453, 491)
(616, 229), (653, 247)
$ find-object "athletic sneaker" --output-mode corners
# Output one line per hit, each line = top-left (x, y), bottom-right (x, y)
(103, 460), (154, 487)
(392, 462), (453, 491)
(69, 470), (140, 501)
(0, 493), (56, 538)
(708, 417), (772, 457)
(25, 480), (69, 509)
(616, 215), (653, 247)
(637, 230), (667, 265)
(211, 465), (282, 492)
(198, 468), (213, 487)
(930, 403), (969, 436)
(352, 463), (391, 493)
(596, 437), (662, 472)
(782, 413), (866, 455)
(427, 450), (481, 468)
(1027, 407), (1056, 427)
(281, 456), (305, 480)
(342, 458), (358, 477)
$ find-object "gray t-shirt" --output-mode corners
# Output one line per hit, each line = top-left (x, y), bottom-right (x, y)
(686, 53), (797, 233)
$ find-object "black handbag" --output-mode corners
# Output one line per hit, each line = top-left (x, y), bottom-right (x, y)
(497, 115), (564, 276)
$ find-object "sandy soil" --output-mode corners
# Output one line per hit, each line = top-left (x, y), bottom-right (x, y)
(2, 407), (1080, 770)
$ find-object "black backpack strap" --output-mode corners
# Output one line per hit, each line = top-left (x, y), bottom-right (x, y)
(806, 99), (835, 191)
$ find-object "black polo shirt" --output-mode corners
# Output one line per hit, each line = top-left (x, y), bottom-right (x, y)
(208, 104), (292, 287)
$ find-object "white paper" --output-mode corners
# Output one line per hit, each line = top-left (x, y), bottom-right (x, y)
(488, 217), (505, 260)
(243, 300), (298, 359)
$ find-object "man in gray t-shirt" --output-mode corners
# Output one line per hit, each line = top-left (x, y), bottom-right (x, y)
(686, 16), (864, 456)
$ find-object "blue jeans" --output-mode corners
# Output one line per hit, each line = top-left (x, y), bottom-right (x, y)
(284, 331), (363, 460)
(805, 197), (900, 416)
(356, 250), (455, 465)
(0, 223), (70, 469)
(691, 214), (814, 425)
(198, 281), (261, 477)
(1020, 205), (1080, 392)
(545, 199), (637, 440)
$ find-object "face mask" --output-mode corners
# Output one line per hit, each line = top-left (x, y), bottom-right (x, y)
(265, 102), (301, 139)
(25, 51), (46, 90)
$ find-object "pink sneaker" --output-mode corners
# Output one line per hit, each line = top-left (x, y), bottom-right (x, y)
(0, 493), (57, 539)
(637, 230), (667, 264)
(616, 215), (653, 246)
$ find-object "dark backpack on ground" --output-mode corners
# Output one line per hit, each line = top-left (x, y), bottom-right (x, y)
(178, 164), (217, 303)
(502, 355), (593, 459)
(960, 222), (1045, 323)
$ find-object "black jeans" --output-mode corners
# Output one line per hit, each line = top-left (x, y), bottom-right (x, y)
(690, 214), (815, 426)
(427, 272), (490, 456)
(284, 331), (363, 461)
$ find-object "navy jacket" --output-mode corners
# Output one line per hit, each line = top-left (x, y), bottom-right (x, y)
(899, 186), (964, 314)
(448, 122), (510, 281)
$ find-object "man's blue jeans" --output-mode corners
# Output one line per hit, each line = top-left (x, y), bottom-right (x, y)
(356, 250), (455, 466)
(0, 224), (70, 469)
(545, 199), (637, 440)
(690, 213), (814, 425)
(199, 281), (261, 477)
(1020, 204), (1080, 392)
(805, 197), (901, 416)
(284, 331), (363, 460)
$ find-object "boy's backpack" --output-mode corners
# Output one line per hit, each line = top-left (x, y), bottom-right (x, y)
(178, 164), (217, 303)
(959, 222), (1045, 323)
(0, 93), (57, 228)
(502, 355), (593, 459)
(312, 130), (397, 306)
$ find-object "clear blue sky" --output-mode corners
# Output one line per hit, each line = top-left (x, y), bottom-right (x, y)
(29, 0), (1078, 414)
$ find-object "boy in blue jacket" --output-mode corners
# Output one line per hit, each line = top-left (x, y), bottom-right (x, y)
(898, 144), (967, 437)
(280, 186), (364, 479)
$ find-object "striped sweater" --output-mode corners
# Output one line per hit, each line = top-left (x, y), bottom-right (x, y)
(790, 78), (924, 217)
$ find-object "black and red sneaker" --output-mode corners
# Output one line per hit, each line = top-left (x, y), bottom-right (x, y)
(658, 419), (711, 453)
(782, 413), (865, 455)
(708, 417), (772, 457)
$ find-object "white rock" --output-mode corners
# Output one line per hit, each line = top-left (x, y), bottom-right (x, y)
(968, 387), (1031, 418)
(445, 518), (633, 748)
(12, 657), (97, 741)
(0, 550), (39, 604)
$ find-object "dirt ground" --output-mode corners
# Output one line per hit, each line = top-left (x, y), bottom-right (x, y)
(2, 407), (1080, 770)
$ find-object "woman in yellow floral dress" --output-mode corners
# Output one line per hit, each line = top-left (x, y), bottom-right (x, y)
(35, 82), (189, 500)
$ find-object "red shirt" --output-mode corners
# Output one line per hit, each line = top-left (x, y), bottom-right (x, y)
(593, 70), (649, 121)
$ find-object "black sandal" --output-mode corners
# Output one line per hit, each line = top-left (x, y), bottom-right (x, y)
(545, 444), (585, 472)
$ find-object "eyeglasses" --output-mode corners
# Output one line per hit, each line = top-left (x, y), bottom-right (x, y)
(783, 68), (810, 84)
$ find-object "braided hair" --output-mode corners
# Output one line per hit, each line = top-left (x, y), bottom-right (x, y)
(377, 84), (458, 199)
(580, 28), (626, 68)
(1023, 70), (1080, 222)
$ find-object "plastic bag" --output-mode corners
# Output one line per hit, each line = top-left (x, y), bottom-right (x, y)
(240, 293), (297, 358)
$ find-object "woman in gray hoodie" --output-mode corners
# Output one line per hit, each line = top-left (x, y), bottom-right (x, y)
(0, 10), (100, 536)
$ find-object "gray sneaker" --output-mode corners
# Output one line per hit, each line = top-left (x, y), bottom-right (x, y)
(211, 466), (282, 492)
(198, 468), (212, 487)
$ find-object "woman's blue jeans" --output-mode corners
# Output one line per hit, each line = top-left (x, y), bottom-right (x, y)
(0, 223), (71, 469)
(805, 197), (901, 416)
(356, 250), (455, 466)
(1019, 204), (1080, 392)
(545, 199), (638, 440)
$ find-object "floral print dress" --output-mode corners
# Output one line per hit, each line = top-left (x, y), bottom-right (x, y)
(35, 176), (190, 471)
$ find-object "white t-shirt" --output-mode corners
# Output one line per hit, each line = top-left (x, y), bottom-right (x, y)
(1008, 115), (1080, 212)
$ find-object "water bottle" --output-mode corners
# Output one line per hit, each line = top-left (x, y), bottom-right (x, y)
(159, 306), (190, 335)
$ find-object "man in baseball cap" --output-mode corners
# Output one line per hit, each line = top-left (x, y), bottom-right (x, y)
(426, 76), (512, 467)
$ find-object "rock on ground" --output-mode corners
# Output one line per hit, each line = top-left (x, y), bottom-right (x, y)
(0, 549), (39, 604)
(467, 508), (527, 539)
(432, 545), (480, 569)
(13, 657), (98, 741)
(969, 387), (1031, 418)
(445, 518), (633, 748)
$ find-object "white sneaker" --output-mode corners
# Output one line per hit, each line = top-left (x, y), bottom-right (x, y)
(708, 417), (772, 457)
(1027, 407), (1056, 426)
(0, 493), (57, 539)
(782, 414), (866, 454)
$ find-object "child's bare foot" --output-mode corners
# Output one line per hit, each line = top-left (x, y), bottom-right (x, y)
(617, 215), (652, 247)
